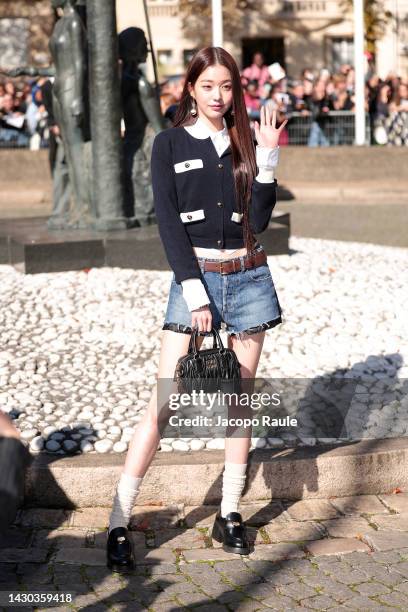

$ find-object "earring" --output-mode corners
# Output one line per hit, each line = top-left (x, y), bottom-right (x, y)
(190, 97), (197, 116)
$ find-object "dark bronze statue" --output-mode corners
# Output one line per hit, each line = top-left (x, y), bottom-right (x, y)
(119, 27), (166, 226)
(3, 7), (165, 231)
(48, 0), (91, 229)
(4, 0), (92, 230)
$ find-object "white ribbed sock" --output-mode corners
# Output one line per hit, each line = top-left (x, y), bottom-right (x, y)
(220, 462), (247, 518)
(108, 472), (143, 533)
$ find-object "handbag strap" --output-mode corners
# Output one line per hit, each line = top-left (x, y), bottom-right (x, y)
(188, 327), (225, 356)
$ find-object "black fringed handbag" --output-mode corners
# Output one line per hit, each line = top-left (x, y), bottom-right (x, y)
(174, 327), (242, 395)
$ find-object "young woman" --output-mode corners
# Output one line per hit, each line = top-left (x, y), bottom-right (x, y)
(107, 46), (287, 571)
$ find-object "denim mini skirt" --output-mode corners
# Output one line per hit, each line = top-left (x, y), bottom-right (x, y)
(162, 244), (283, 338)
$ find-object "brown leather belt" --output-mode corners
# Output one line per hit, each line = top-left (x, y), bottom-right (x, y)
(199, 249), (267, 275)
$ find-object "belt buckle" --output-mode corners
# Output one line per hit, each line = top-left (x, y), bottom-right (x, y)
(220, 261), (228, 276)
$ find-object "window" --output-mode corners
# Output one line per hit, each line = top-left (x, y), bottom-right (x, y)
(330, 37), (354, 72)
(157, 49), (173, 66)
(183, 49), (198, 68)
(242, 37), (286, 71)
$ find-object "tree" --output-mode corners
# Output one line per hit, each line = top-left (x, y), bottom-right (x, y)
(341, 0), (393, 55)
(178, 0), (261, 50)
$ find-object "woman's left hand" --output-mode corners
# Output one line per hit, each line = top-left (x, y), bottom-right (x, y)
(254, 107), (288, 149)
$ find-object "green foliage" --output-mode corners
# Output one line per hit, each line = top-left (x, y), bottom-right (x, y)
(341, 0), (394, 54)
(178, 0), (261, 47)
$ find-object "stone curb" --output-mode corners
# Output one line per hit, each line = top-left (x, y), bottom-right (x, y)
(2, 183), (408, 210)
(25, 437), (408, 508)
(285, 183), (408, 204)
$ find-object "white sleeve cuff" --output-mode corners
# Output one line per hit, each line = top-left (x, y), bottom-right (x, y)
(255, 168), (276, 183)
(256, 145), (279, 168)
(181, 278), (211, 312)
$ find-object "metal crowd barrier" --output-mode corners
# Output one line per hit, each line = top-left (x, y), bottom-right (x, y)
(285, 111), (371, 146)
(1, 111), (399, 149)
(0, 131), (48, 150)
(0, 132), (30, 149)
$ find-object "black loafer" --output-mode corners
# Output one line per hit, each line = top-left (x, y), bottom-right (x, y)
(211, 510), (251, 555)
(106, 526), (135, 572)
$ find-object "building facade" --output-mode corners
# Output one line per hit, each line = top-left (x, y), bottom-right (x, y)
(0, 0), (406, 78)
(117, 0), (408, 80)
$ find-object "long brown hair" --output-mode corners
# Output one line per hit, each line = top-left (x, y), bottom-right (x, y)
(173, 47), (258, 255)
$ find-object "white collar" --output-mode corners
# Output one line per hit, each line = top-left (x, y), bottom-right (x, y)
(184, 116), (228, 141)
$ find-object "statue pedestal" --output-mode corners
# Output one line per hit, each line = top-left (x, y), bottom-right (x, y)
(0, 211), (290, 274)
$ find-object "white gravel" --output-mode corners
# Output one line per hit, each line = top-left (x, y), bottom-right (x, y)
(0, 236), (406, 455)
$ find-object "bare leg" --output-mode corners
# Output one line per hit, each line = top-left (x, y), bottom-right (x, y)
(225, 331), (266, 463)
(122, 329), (205, 477)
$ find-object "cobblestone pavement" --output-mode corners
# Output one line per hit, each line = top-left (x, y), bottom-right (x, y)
(3, 494), (408, 610)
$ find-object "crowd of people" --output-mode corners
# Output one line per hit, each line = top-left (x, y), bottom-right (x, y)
(0, 78), (49, 149)
(241, 53), (408, 146)
(1, 50), (408, 147)
(161, 52), (408, 147)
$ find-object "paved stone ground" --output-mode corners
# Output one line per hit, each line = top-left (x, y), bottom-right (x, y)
(3, 494), (408, 610)
(2, 201), (407, 248)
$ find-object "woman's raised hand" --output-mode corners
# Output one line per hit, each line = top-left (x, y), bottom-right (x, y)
(254, 107), (288, 149)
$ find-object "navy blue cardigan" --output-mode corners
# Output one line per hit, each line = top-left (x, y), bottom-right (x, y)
(150, 126), (277, 284)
